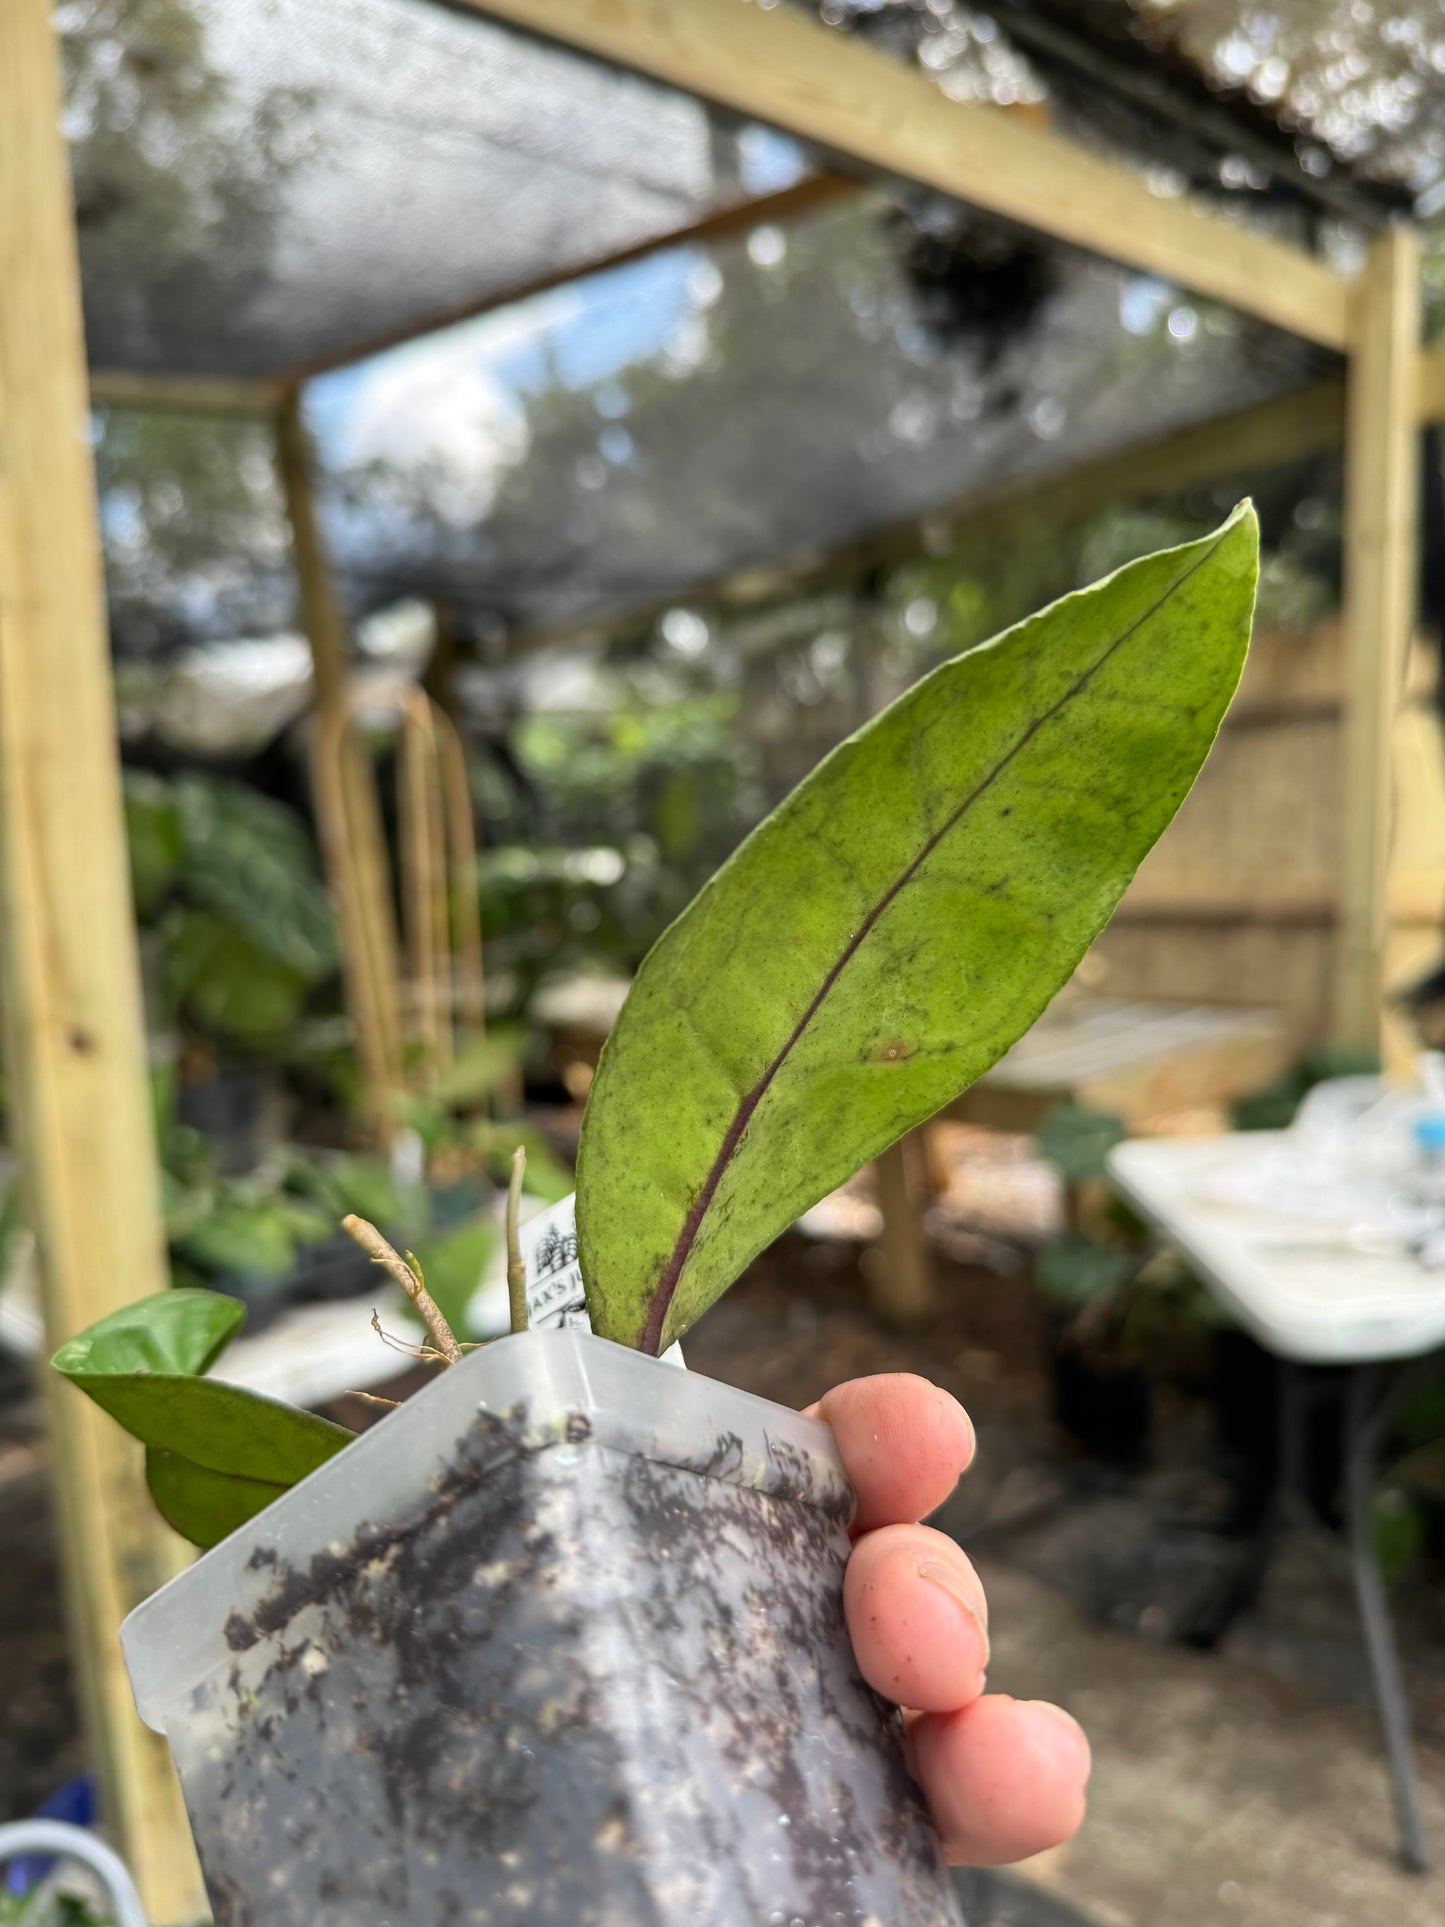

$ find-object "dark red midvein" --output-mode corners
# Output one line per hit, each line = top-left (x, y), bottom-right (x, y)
(637, 535), (1230, 1353)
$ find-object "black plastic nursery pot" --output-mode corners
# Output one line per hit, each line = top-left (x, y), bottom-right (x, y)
(123, 1331), (964, 1926)
(1044, 1310), (1151, 1469)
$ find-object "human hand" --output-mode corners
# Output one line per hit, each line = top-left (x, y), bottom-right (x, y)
(808, 1375), (1090, 1866)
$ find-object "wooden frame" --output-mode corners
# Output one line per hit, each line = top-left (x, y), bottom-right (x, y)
(2, 0), (1439, 1902)
(286, 172), (860, 383)
(89, 177), (862, 408)
(1415, 343), (1445, 425)
(89, 369), (285, 416)
(0, 4), (203, 1919)
(466, 0), (1351, 351)
(1335, 228), (1422, 1046)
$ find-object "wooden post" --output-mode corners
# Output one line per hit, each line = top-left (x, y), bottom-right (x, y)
(276, 390), (348, 715)
(424, 598), (459, 719)
(1335, 228), (1421, 1049)
(399, 694), (450, 1072)
(869, 1133), (933, 1322)
(0, 3), (202, 1916)
(277, 392), (404, 1132)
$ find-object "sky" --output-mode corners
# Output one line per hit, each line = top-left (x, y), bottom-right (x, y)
(304, 127), (808, 509)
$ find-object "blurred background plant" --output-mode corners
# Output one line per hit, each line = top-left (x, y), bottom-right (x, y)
(473, 687), (762, 1017)
(124, 769), (340, 1061)
(0, 1896), (112, 1927)
(1032, 1100), (1231, 1464)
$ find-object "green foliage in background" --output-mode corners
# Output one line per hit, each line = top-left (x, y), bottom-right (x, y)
(1035, 1232), (1228, 1376)
(579, 508), (1258, 1352)
(1031, 1102), (1228, 1380)
(1373, 1362), (1445, 1581)
(1230, 1042), (1382, 1132)
(1032, 1101), (1127, 1184)
(125, 771), (338, 1052)
(388, 1032), (573, 1207)
(0, 1892), (115, 1927)
(1035, 1233), (1136, 1311)
(150, 1054), (412, 1301)
(171, 776), (337, 981)
(477, 694), (761, 1014)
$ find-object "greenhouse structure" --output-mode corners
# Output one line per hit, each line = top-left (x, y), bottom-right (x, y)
(4, 0), (1445, 1913)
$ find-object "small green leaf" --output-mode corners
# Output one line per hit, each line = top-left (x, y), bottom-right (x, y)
(52, 1290), (351, 1548)
(52, 1288), (245, 1380)
(578, 507), (1258, 1351)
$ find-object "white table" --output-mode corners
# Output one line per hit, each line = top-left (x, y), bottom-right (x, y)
(1109, 1133), (1445, 1873)
(1108, 1134), (1445, 1364)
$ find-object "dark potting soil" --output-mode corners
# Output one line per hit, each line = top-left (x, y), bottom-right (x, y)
(179, 1401), (962, 1927)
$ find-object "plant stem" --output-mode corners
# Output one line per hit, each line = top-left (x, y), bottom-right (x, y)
(506, 1145), (528, 1336)
(341, 1214), (463, 1365)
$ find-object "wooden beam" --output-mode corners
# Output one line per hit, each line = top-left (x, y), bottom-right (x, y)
(0, 5), (203, 1919)
(277, 393), (349, 715)
(285, 172), (861, 383)
(1334, 228), (1421, 1048)
(88, 369), (285, 416)
(466, 0), (1351, 351)
(1112, 878), (1445, 929)
(869, 1135), (933, 1322)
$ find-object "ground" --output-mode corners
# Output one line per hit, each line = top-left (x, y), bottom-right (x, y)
(2, 1234), (1444, 1925)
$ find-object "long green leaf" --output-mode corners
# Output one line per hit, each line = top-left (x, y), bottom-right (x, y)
(577, 506), (1258, 1351)
(52, 1290), (351, 1549)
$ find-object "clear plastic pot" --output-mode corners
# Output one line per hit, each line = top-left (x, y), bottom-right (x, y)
(123, 1329), (964, 1926)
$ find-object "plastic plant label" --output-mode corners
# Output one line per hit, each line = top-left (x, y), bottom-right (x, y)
(521, 1194), (686, 1368)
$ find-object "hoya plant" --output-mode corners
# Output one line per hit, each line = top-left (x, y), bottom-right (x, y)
(54, 507), (1258, 1550)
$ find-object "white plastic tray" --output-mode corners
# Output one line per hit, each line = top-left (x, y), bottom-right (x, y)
(1108, 1133), (1445, 1364)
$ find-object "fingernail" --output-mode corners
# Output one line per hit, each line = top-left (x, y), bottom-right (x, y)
(918, 1560), (990, 1667)
(1029, 1700), (1092, 1781)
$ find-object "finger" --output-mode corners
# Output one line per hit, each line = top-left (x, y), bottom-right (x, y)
(845, 1523), (989, 1712)
(910, 1694), (1090, 1866)
(807, 1375), (974, 1533)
